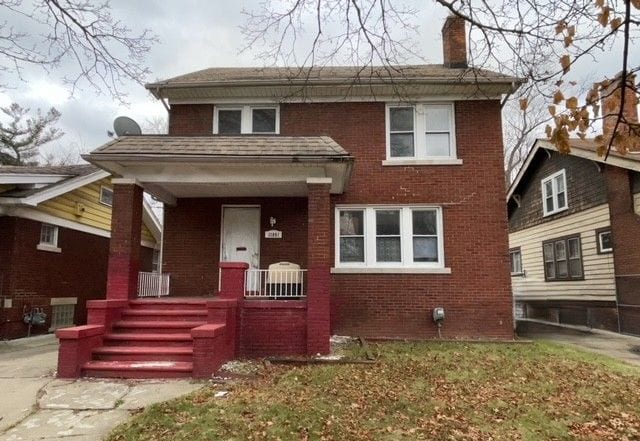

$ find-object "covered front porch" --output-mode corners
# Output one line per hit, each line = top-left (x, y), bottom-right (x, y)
(55, 135), (352, 378)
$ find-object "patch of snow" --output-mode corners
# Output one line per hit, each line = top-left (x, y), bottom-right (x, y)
(316, 354), (343, 361)
(214, 391), (229, 398)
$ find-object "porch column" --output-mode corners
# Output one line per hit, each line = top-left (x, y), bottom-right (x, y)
(106, 180), (144, 300)
(306, 178), (332, 355)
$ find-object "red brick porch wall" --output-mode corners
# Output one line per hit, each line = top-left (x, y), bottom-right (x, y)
(163, 197), (308, 297)
(0, 217), (154, 340)
(240, 300), (307, 357)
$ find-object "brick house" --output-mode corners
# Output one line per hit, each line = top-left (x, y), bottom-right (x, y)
(56, 16), (524, 379)
(0, 165), (160, 339)
(507, 76), (640, 335)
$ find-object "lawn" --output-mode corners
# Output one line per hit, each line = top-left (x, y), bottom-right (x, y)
(107, 341), (640, 441)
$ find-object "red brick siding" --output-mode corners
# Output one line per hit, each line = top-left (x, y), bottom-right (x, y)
(169, 104), (214, 135)
(281, 101), (513, 339)
(166, 100), (514, 340)
(604, 166), (640, 334)
(240, 301), (307, 356)
(0, 216), (154, 340)
(163, 197), (307, 297)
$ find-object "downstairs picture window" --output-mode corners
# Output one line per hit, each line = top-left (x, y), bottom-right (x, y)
(336, 206), (443, 268)
(542, 235), (583, 281)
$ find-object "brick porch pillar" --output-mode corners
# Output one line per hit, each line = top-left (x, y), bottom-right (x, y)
(306, 178), (332, 355)
(106, 180), (144, 300)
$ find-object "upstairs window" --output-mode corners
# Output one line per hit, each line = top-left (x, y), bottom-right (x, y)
(543, 235), (583, 281)
(541, 170), (568, 216)
(387, 103), (456, 160)
(214, 105), (279, 134)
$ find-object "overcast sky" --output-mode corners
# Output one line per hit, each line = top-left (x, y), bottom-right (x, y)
(0, 1), (635, 164)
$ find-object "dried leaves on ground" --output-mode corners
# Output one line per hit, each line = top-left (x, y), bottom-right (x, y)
(107, 341), (640, 441)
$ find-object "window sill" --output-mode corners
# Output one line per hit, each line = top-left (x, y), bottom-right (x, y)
(542, 207), (568, 217)
(331, 267), (451, 274)
(382, 158), (463, 166)
(37, 244), (61, 253)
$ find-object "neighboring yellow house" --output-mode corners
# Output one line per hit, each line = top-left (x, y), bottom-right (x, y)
(0, 164), (161, 339)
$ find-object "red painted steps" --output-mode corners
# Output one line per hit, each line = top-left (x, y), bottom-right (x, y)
(80, 298), (212, 378)
(83, 360), (193, 379)
(121, 309), (208, 321)
(93, 346), (193, 362)
(112, 320), (206, 333)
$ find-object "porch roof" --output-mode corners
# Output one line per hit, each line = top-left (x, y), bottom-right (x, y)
(83, 136), (353, 203)
(88, 135), (350, 158)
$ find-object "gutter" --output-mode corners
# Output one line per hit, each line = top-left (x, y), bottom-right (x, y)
(82, 153), (354, 164)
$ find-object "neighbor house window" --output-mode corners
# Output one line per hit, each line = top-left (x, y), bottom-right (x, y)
(541, 169), (568, 216)
(49, 298), (77, 331)
(596, 228), (613, 254)
(542, 235), (583, 281)
(336, 206), (444, 268)
(214, 105), (279, 134)
(100, 186), (113, 206)
(387, 103), (456, 160)
(37, 223), (60, 252)
(509, 247), (523, 275)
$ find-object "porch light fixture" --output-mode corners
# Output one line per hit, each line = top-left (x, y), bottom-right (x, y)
(270, 217), (277, 227)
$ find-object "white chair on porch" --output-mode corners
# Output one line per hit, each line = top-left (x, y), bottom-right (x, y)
(267, 262), (302, 298)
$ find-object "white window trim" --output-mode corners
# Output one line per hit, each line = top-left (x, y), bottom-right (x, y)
(541, 169), (568, 216)
(99, 185), (113, 207)
(38, 223), (61, 253)
(213, 104), (280, 134)
(597, 230), (613, 253)
(385, 103), (458, 164)
(334, 205), (448, 272)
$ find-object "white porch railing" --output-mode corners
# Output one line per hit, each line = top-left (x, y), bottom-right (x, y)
(244, 269), (307, 298)
(137, 272), (170, 297)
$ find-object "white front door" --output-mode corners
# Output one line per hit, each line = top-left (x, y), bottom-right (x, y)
(221, 206), (260, 270)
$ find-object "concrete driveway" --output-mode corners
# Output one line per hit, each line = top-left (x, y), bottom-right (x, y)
(518, 319), (640, 367)
(0, 334), (201, 441)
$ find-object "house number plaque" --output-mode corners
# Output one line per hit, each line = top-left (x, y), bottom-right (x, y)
(265, 229), (283, 239)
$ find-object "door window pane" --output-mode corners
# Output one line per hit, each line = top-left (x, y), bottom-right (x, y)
(252, 108), (276, 133)
(218, 110), (242, 134)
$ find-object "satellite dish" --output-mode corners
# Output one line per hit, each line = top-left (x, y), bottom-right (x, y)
(113, 116), (142, 136)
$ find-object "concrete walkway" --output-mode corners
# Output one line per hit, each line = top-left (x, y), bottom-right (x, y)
(0, 334), (202, 441)
(518, 319), (640, 367)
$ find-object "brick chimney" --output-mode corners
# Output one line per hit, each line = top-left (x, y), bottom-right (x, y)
(442, 15), (467, 68)
(601, 72), (638, 140)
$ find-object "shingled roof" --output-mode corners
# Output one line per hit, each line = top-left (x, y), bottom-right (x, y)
(147, 65), (521, 87)
(88, 135), (351, 159)
(0, 164), (97, 176)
